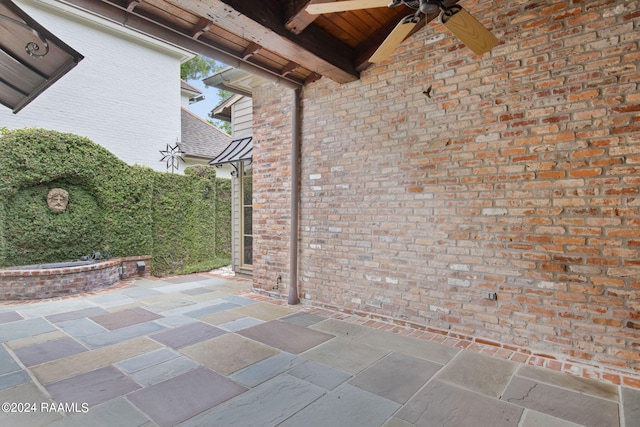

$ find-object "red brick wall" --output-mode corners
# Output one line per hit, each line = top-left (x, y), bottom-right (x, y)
(252, 88), (294, 291)
(0, 256), (151, 300)
(252, 0), (640, 377)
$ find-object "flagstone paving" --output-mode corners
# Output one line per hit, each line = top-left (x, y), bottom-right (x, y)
(12, 336), (88, 367)
(150, 322), (225, 349)
(90, 307), (162, 330)
(0, 272), (637, 426)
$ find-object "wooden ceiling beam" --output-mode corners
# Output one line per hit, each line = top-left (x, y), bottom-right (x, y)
(172, 0), (358, 83)
(281, 61), (299, 77)
(63, 0), (303, 88)
(304, 72), (322, 85)
(191, 17), (212, 39)
(284, 0), (319, 35)
(242, 42), (261, 60)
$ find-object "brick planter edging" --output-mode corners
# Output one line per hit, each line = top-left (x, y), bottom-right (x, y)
(0, 256), (151, 300)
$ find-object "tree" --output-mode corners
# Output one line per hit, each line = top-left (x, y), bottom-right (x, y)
(180, 55), (220, 81)
(209, 118), (231, 135)
(181, 56), (234, 135)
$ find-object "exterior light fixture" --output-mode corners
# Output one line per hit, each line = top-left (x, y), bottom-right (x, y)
(136, 261), (146, 273)
(0, 0), (84, 113)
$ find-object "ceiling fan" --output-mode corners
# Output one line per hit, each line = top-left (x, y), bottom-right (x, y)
(306, 0), (498, 63)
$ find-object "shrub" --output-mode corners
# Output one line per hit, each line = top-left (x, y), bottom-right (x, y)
(0, 128), (231, 275)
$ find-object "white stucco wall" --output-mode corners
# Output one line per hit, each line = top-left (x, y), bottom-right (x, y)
(1, 0), (193, 172)
(181, 96), (191, 109)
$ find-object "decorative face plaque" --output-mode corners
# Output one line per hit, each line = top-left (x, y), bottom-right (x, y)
(47, 188), (68, 213)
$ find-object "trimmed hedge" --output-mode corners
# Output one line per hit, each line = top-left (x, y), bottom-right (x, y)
(0, 128), (231, 275)
(4, 182), (103, 265)
(215, 177), (232, 259)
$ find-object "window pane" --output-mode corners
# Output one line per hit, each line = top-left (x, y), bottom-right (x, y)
(243, 166), (252, 206)
(243, 207), (252, 235)
(243, 236), (253, 265)
(240, 160), (253, 268)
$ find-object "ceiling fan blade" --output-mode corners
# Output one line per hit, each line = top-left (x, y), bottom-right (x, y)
(442, 6), (498, 55)
(369, 15), (420, 63)
(306, 0), (390, 15)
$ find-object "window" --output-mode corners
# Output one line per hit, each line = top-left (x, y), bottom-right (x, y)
(240, 160), (253, 267)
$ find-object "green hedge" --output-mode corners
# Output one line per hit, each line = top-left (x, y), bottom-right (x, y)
(215, 177), (232, 259)
(0, 128), (231, 275)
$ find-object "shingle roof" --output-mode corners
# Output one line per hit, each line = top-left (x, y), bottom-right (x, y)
(180, 79), (202, 96)
(210, 93), (243, 122)
(180, 107), (231, 159)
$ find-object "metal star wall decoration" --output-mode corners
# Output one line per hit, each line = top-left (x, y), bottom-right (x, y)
(160, 140), (185, 173)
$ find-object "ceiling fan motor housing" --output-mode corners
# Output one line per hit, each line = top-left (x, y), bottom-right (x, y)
(419, 0), (442, 14)
(390, 0), (420, 10)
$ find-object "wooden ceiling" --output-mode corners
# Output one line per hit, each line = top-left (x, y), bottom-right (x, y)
(62, 0), (462, 86)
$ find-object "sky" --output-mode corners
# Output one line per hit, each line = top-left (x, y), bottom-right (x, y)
(186, 78), (222, 121)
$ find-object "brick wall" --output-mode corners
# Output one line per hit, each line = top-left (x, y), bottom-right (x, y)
(252, 87), (294, 290)
(252, 0), (640, 381)
(0, 256), (151, 300)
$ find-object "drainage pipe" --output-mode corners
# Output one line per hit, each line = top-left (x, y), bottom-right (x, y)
(288, 87), (301, 305)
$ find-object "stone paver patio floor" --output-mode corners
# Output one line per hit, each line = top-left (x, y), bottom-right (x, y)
(0, 273), (637, 426)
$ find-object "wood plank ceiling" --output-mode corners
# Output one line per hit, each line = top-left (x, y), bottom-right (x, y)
(63, 0), (467, 85)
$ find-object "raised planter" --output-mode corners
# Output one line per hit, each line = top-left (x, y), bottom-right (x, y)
(0, 256), (151, 300)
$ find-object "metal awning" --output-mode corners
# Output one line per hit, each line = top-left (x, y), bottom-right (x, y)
(209, 136), (252, 167)
(0, 0), (83, 113)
